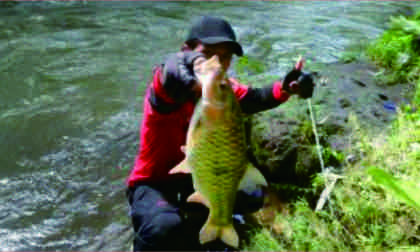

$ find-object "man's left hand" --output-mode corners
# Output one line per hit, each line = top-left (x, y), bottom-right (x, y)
(282, 58), (315, 99)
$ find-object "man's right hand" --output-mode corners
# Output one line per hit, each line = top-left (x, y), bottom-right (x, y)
(173, 51), (205, 87)
(161, 51), (205, 101)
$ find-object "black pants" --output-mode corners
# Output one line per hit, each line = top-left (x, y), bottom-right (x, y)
(126, 175), (264, 251)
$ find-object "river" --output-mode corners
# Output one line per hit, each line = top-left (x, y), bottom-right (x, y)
(0, 1), (419, 250)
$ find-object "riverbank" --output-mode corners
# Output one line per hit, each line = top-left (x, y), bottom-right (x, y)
(243, 11), (420, 251)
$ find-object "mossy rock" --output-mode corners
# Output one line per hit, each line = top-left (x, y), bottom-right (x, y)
(247, 113), (336, 188)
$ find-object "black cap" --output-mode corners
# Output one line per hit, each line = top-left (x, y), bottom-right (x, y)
(186, 16), (243, 56)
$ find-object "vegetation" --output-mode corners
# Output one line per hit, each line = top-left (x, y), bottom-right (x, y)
(367, 14), (420, 85)
(243, 11), (420, 251)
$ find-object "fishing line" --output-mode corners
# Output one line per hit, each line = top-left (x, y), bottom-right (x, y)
(307, 98), (343, 212)
(307, 99), (325, 173)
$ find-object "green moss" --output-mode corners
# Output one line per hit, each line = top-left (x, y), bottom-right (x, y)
(245, 229), (284, 251)
(322, 146), (345, 164)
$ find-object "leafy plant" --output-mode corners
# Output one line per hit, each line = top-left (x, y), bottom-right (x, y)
(367, 15), (420, 84)
(367, 166), (420, 210)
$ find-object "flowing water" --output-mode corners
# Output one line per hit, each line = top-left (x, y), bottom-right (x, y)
(1, 1), (419, 250)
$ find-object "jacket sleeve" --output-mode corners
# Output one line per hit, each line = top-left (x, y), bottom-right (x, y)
(160, 52), (204, 103)
(230, 78), (291, 114)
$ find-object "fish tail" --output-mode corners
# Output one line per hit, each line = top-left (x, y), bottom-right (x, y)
(220, 224), (239, 248)
(199, 220), (219, 245)
(200, 220), (239, 248)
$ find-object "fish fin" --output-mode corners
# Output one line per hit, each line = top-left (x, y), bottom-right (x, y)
(239, 165), (268, 192)
(168, 159), (191, 174)
(200, 221), (239, 248)
(220, 224), (239, 248)
(187, 191), (210, 207)
(199, 220), (219, 245)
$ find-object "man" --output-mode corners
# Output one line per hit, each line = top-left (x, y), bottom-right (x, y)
(126, 16), (315, 251)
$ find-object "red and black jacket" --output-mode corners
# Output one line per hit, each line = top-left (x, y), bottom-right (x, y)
(127, 53), (290, 188)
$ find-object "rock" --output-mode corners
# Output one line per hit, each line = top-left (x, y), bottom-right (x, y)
(249, 116), (324, 186)
(338, 98), (352, 108)
(351, 78), (367, 87)
(245, 60), (405, 202)
(372, 109), (382, 118)
(378, 93), (389, 101)
(345, 154), (358, 164)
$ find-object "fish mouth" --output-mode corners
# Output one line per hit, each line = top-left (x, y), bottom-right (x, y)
(202, 99), (226, 108)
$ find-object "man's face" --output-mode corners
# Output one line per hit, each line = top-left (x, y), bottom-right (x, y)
(195, 42), (233, 71)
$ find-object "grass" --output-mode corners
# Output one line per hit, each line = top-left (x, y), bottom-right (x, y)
(243, 11), (420, 251)
(245, 85), (420, 251)
(367, 14), (420, 85)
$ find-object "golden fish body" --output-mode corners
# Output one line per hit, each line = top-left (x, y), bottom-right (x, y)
(190, 93), (247, 246)
(170, 55), (266, 248)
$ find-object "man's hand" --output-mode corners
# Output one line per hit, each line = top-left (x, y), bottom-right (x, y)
(282, 57), (315, 99)
(161, 51), (205, 100)
(193, 55), (224, 87)
(175, 51), (205, 87)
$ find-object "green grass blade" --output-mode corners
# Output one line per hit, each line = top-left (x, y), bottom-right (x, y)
(367, 167), (420, 211)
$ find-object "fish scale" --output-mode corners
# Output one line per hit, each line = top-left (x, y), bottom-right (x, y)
(170, 55), (267, 248)
(190, 115), (247, 226)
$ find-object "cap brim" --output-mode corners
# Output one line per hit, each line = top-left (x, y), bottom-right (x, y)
(200, 36), (243, 56)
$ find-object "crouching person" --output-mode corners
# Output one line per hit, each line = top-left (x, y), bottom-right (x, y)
(126, 16), (315, 251)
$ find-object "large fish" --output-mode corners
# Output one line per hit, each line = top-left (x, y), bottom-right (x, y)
(169, 55), (267, 248)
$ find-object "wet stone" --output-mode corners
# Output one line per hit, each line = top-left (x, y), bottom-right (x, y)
(372, 109), (382, 118)
(378, 93), (388, 101)
(351, 78), (367, 87)
(338, 98), (352, 108)
(345, 154), (358, 164)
